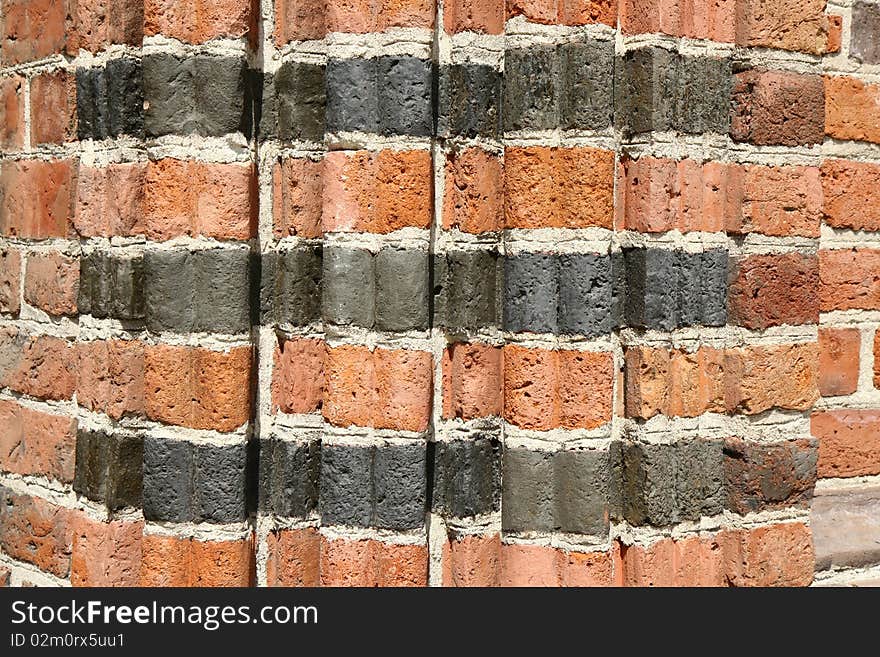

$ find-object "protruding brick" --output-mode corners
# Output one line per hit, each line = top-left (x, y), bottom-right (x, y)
(265, 527), (320, 586)
(814, 410), (880, 478)
(819, 248), (880, 312)
(140, 534), (254, 587)
(24, 251), (79, 316)
(0, 400), (76, 482)
(320, 536), (428, 586)
(818, 328), (860, 397)
(728, 253), (819, 329)
(70, 513), (142, 587)
(825, 75), (880, 145)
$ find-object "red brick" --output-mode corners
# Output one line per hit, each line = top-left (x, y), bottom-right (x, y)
(0, 328), (76, 401)
(620, 0), (735, 41)
(144, 159), (255, 241)
(322, 150), (432, 234)
(500, 543), (613, 586)
(77, 339), (145, 419)
(505, 146), (614, 229)
(275, 0), (327, 44)
(735, 0), (829, 54)
(445, 0), (505, 34)
(442, 533), (501, 587)
(443, 148), (504, 234)
(265, 527), (320, 587)
(814, 410), (880, 478)
(272, 337), (325, 415)
(819, 248), (880, 312)
(0, 487), (71, 577)
(74, 163), (146, 238)
(320, 536), (428, 586)
(720, 522), (813, 586)
(24, 251), (79, 316)
(0, 75), (24, 151)
(736, 164), (822, 238)
(325, 0), (435, 33)
(0, 159), (74, 239)
(818, 328), (860, 397)
(728, 253), (819, 329)
(504, 346), (613, 430)
(70, 513), (142, 587)
(1, 0), (67, 65)
(145, 0), (253, 44)
(826, 14), (842, 53)
(323, 344), (374, 428)
(617, 535), (725, 586)
(822, 160), (880, 232)
(508, 0), (617, 26)
(141, 534), (255, 587)
(731, 69), (825, 146)
(0, 399), (76, 482)
(144, 345), (252, 432)
(441, 342), (503, 420)
(825, 75), (880, 145)
(66, 0), (144, 53)
(736, 343), (819, 415)
(29, 70), (76, 145)
(0, 247), (21, 314)
(273, 157), (323, 239)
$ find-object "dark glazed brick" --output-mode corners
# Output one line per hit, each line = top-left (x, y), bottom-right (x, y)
(143, 53), (194, 137)
(325, 58), (379, 134)
(375, 247), (429, 332)
(193, 443), (248, 523)
(379, 57), (434, 137)
(78, 252), (144, 321)
(504, 252), (558, 334)
(73, 428), (143, 510)
(258, 436), (320, 518)
(76, 68), (104, 141)
(615, 47), (678, 136)
(676, 251), (703, 328)
(372, 443), (427, 530)
(76, 58), (143, 140)
(700, 249), (729, 326)
(434, 250), (501, 331)
(501, 448), (554, 532)
(142, 436), (193, 523)
(560, 38), (615, 131)
(431, 437), (501, 518)
(260, 248), (324, 327)
(676, 55), (731, 135)
(557, 252), (616, 337)
(193, 248), (251, 334)
(852, 2), (880, 64)
(272, 61), (326, 142)
(553, 449), (612, 535)
(319, 443), (373, 527)
(194, 55), (248, 137)
(723, 437), (818, 514)
(437, 63), (502, 138)
(144, 250), (195, 333)
(504, 47), (558, 132)
(322, 246), (374, 328)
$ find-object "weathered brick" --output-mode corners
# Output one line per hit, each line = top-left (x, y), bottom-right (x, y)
(819, 248), (880, 312)
(822, 160), (880, 232)
(445, 0), (505, 34)
(77, 339), (145, 419)
(74, 428), (143, 510)
(825, 75), (880, 144)
(70, 513), (142, 587)
(140, 534), (254, 586)
(1, 0), (67, 65)
(432, 438), (501, 517)
(620, 0), (735, 42)
(262, 61), (326, 142)
(442, 533), (501, 587)
(443, 148), (504, 234)
(265, 527), (320, 586)
(273, 157), (323, 239)
(852, 1), (880, 64)
(814, 410), (880, 478)
(508, 0), (617, 28)
(24, 251), (79, 316)
(320, 536), (428, 586)
(272, 337), (325, 415)
(728, 253), (819, 329)
(274, 0), (327, 44)
(0, 400), (76, 482)
(259, 247), (323, 327)
(145, 0), (253, 44)
(374, 247), (430, 332)
(0, 75), (24, 150)
(735, 0), (829, 54)
(0, 159), (74, 239)
(78, 251), (144, 321)
(433, 250), (502, 331)
(74, 163), (146, 238)
(616, 534), (725, 586)
(76, 59), (143, 140)
(818, 328), (860, 397)
(437, 63), (502, 138)
(259, 435), (320, 518)
(66, 0), (144, 54)
(0, 247), (21, 314)
(720, 522), (813, 586)
(441, 343), (503, 420)
(0, 329), (76, 401)
(30, 70), (76, 145)
(500, 544), (613, 587)
(0, 486), (70, 577)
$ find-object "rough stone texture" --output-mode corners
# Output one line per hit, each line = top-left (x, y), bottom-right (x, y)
(851, 1), (880, 64)
(0, 400), (76, 482)
(74, 428), (143, 510)
(812, 485), (880, 570)
(728, 253), (819, 329)
(813, 410), (880, 478)
(432, 437), (501, 518)
(443, 147), (504, 234)
(259, 436), (320, 518)
(825, 75), (880, 145)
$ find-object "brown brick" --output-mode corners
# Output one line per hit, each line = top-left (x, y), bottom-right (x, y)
(825, 75), (880, 145)
(74, 163), (146, 238)
(442, 342), (503, 420)
(265, 527), (321, 587)
(24, 251), (79, 316)
(728, 253), (819, 329)
(70, 513), (142, 587)
(320, 536), (429, 586)
(0, 328), (76, 401)
(822, 160), (880, 232)
(272, 337), (325, 415)
(0, 399), (76, 482)
(818, 328), (860, 397)
(273, 157), (323, 239)
(66, 0), (144, 53)
(443, 148), (504, 234)
(77, 339), (145, 419)
(0, 247), (21, 314)
(819, 248), (880, 312)
(29, 70), (76, 145)
(275, 0), (327, 44)
(0, 159), (74, 239)
(0, 75), (24, 151)
(814, 410), (880, 478)
(0, 487), (71, 577)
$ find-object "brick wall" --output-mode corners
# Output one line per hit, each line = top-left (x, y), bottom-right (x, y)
(0, 0), (878, 588)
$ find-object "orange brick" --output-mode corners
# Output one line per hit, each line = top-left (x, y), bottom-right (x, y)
(374, 348), (433, 432)
(728, 253), (819, 329)
(620, 0), (735, 41)
(736, 343), (819, 415)
(819, 249), (880, 312)
(500, 543), (613, 586)
(0, 487), (70, 577)
(77, 339), (145, 419)
(272, 337), (325, 415)
(0, 159), (74, 239)
(720, 522), (813, 586)
(503, 345), (558, 430)
(441, 342), (503, 420)
(320, 536), (428, 586)
(66, 0), (144, 54)
(144, 0), (253, 44)
(443, 148), (504, 234)
(323, 344), (375, 428)
(818, 328), (860, 397)
(0, 328), (76, 401)
(444, 0), (505, 34)
(624, 346), (670, 419)
(24, 251), (79, 316)
(442, 533), (501, 587)
(822, 160), (880, 232)
(825, 75), (880, 145)
(144, 345), (252, 432)
(29, 70), (76, 145)
(144, 159), (255, 241)
(0, 400), (76, 482)
(508, 0), (616, 26)
(141, 534), (254, 587)
(70, 513), (142, 587)
(74, 163), (146, 238)
(265, 527), (321, 587)
(0, 247), (21, 314)
(273, 157), (324, 239)
(505, 146), (614, 229)
(826, 13), (842, 54)
(737, 164), (822, 238)
(813, 410), (880, 478)
(735, 0), (829, 54)
(324, 0), (434, 33)
(0, 75), (24, 151)
(1, 0), (67, 65)
(275, 0), (327, 44)
(557, 350), (614, 429)
(617, 535), (725, 587)
(322, 150), (432, 234)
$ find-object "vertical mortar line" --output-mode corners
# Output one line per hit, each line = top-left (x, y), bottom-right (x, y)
(859, 325), (877, 392)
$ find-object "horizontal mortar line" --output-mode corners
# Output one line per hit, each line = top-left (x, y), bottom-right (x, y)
(501, 129), (617, 148)
(617, 229), (817, 252)
(0, 552), (71, 587)
(85, 326), (253, 350)
(611, 507), (812, 546)
(1, 139), (145, 163)
(322, 229), (431, 249)
(270, 323), (326, 339)
(273, 27), (435, 60)
(433, 417), (504, 438)
(143, 519), (253, 542)
(0, 473), (80, 509)
(0, 316), (80, 339)
(500, 531), (612, 553)
(812, 562), (880, 587)
(75, 406), (251, 445)
(815, 473), (880, 493)
(319, 426), (429, 445)
(0, 389), (78, 416)
(144, 136), (256, 163)
(502, 227), (615, 249)
(820, 225), (880, 248)
(621, 132), (826, 165)
(813, 393), (880, 411)
(258, 140), (326, 158)
(440, 512), (502, 536)
(436, 134), (505, 153)
(618, 324), (819, 347)
(325, 132), (433, 151)
(0, 237), (81, 252)
(0, 44), (145, 76)
(621, 410), (812, 443)
(819, 310), (880, 325)
(79, 235), (254, 252)
(822, 138), (880, 162)
(254, 514), (319, 534)
(319, 524), (427, 545)
(323, 327), (434, 351)
(265, 416), (327, 438)
(141, 35), (251, 57)
(504, 430), (615, 450)
(821, 64), (880, 83)
(503, 16), (616, 42)
(498, 332), (618, 350)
